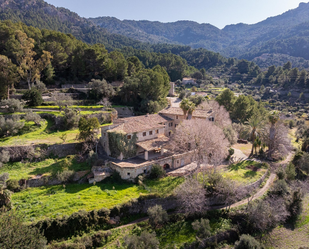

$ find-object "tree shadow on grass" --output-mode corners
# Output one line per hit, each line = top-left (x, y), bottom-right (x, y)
(63, 181), (135, 194)
(243, 170), (258, 179)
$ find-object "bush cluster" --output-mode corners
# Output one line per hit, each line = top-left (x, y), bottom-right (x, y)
(33, 208), (110, 241)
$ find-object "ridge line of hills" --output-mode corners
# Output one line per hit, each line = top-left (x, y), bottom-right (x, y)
(2, 0), (309, 69)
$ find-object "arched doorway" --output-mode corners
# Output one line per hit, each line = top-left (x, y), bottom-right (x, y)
(163, 164), (170, 170)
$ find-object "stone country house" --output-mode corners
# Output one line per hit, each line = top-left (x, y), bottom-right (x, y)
(99, 106), (215, 180)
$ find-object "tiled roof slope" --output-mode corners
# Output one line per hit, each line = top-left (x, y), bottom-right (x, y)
(108, 114), (171, 134)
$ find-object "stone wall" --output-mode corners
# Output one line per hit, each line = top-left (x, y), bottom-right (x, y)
(243, 169), (269, 193)
(1, 143), (81, 161)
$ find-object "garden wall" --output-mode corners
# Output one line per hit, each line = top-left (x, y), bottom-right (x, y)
(0, 143), (81, 161)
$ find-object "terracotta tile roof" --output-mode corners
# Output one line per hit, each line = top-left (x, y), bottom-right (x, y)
(108, 114), (171, 134)
(136, 135), (169, 151)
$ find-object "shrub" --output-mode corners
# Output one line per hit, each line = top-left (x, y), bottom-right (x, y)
(229, 148), (235, 156)
(147, 205), (169, 228)
(287, 188), (303, 219)
(276, 166), (286, 180)
(56, 170), (74, 182)
(0, 211), (47, 249)
(25, 111), (42, 125)
(149, 164), (165, 179)
(87, 79), (115, 101)
(0, 99), (24, 113)
(0, 150), (10, 168)
(269, 180), (289, 197)
(6, 179), (20, 192)
(22, 88), (43, 106)
(59, 157), (73, 171)
(234, 234), (263, 249)
(0, 116), (24, 138)
(123, 231), (159, 249)
(285, 163), (297, 181)
(0, 173), (9, 186)
(78, 117), (100, 142)
(192, 218), (211, 238)
(63, 108), (80, 129)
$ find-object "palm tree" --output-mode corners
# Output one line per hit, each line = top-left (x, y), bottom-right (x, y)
(245, 114), (265, 157)
(187, 102), (196, 120)
(180, 98), (190, 119)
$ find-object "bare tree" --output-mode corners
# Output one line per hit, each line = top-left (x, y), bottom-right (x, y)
(169, 119), (229, 168)
(174, 176), (206, 215)
(262, 121), (292, 160)
(200, 100), (232, 129)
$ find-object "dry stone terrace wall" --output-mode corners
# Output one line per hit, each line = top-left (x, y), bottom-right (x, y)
(0, 143), (81, 160)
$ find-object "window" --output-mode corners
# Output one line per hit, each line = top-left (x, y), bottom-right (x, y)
(156, 129), (159, 134)
(169, 131), (171, 136)
(149, 131), (153, 135)
(144, 169), (147, 174)
(169, 122), (173, 127)
(127, 172), (130, 176)
(143, 132), (146, 136)
(176, 115), (179, 119)
(127, 135), (132, 140)
(177, 160), (180, 164)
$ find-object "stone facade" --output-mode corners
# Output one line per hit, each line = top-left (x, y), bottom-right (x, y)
(99, 106), (215, 180)
(110, 151), (195, 180)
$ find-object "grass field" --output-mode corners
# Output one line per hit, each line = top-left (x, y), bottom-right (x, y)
(13, 182), (147, 222)
(0, 157), (89, 180)
(12, 176), (183, 222)
(221, 160), (267, 184)
(263, 195), (309, 248)
(0, 119), (79, 146)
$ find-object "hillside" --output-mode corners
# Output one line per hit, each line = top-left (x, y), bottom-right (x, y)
(90, 2), (309, 63)
(0, 0), (143, 50)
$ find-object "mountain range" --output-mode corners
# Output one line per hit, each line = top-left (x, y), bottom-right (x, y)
(90, 2), (309, 61)
(2, 0), (309, 68)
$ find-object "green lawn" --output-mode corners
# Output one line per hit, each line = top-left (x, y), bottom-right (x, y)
(0, 119), (79, 146)
(221, 160), (268, 184)
(13, 183), (147, 222)
(0, 157), (89, 180)
(11, 176), (183, 222)
(143, 176), (185, 197)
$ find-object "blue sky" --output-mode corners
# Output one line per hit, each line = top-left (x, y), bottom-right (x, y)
(45, 0), (307, 29)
